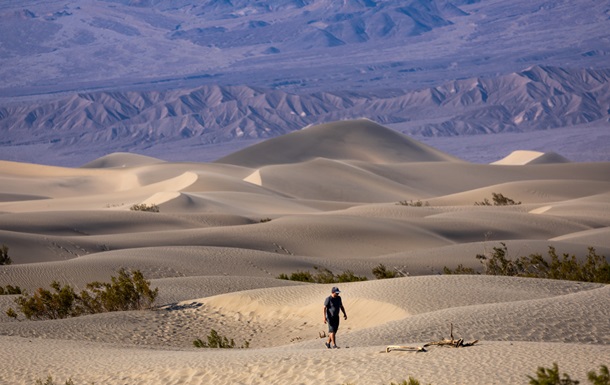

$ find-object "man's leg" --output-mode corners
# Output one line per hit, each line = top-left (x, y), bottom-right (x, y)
(329, 332), (336, 346)
(329, 318), (339, 347)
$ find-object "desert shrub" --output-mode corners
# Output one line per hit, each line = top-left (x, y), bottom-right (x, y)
(34, 376), (95, 385)
(475, 192), (521, 206)
(34, 376), (91, 385)
(372, 264), (399, 279)
(443, 264), (477, 275)
(0, 244), (11, 265)
(392, 379), (431, 385)
(576, 249), (610, 284)
(259, 217), (272, 223)
(9, 269), (158, 320)
(5, 307), (18, 319)
(36, 376), (74, 385)
(342, 366), (609, 385)
(474, 243), (610, 283)
(82, 268), (158, 312)
(129, 203), (159, 212)
(476, 242), (517, 276)
(193, 329), (249, 349)
(528, 362), (580, 385)
(312, 267), (339, 283)
(588, 365), (610, 385)
(336, 270), (368, 283)
(277, 270), (315, 282)
(396, 200), (430, 207)
(13, 281), (82, 320)
(0, 285), (22, 295)
(277, 267), (367, 283)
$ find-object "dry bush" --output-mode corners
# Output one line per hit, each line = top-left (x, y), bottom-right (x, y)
(129, 203), (160, 212)
(588, 365), (610, 385)
(476, 243), (610, 283)
(443, 264), (477, 275)
(0, 244), (11, 265)
(372, 263), (404, 279)
(277, 266), (367, 283)
(396, 199), (430, 207)
(0, 285), (22, 295)
(475, 192), (521, 206)
(193, 329), (250, 349)
(9, 268), (158, 320)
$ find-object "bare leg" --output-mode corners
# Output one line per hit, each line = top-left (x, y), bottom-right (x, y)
(329, 332), (336, 347)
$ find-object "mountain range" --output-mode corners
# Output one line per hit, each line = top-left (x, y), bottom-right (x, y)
(0, 0), (609, 165)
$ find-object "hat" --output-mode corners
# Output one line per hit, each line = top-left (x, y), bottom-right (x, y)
(331, 287), (340, 294)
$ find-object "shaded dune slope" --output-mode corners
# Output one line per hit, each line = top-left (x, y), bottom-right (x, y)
(1, 119), (609, 267)
(1, 119), (609, 371)
(215, 119), (463, 167)
(1, 119), (609, 385)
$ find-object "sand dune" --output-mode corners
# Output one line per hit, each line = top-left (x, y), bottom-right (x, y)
(216, 119), (463, 167)
(1, 120), (609, 384)
(492, 150), (572, 165)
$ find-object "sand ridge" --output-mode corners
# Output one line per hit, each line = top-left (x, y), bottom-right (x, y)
(1, 120), (609, 384)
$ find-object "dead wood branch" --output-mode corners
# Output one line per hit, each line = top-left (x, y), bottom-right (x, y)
(385, 345), (427, 353)
(385, 323), (478, 353)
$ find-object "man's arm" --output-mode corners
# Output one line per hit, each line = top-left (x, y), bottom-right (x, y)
(341, 305), (347, 320)
(323, 306), (327, 323)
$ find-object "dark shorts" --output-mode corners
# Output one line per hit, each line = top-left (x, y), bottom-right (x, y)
(327, 316), (340, 333)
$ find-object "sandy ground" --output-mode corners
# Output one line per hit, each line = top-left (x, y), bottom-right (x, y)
(1, 120), (609, 385)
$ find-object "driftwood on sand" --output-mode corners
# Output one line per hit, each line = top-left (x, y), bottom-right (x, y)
(385, 323), (479, 353)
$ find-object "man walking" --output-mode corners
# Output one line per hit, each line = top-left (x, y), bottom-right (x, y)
(323, 286), (347, 349)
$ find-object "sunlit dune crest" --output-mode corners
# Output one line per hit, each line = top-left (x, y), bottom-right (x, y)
(1, 120), (609, 385)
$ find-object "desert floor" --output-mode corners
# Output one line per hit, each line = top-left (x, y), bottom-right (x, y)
(1, 120), (609, 384)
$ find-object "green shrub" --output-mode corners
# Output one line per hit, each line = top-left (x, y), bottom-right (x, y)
(278, 270), (315, 282)
(443, 264), (477, 275)
(475, 192), (521, 206)
(129, 203), (159, 212)
(35, 376), (76, 385)
(336, 270), (368, 283)
(528, 363), (580, 385)
(588, 365), (610, 385)
(311, 267), (336, 283)
(341, 366), (609, 385)
(5, 307), (18, 319)
(372, 264), (399, 279)
(277, 267), (366, 283)
(0, 244), (11, 265)
(34, 376), (95, 385)
(396, 200), (430, 207)
(0, 285), (22, 295)
(9, 269), (158, 320)
(473, 243), (610, 283)
(391, 379), (431, 385)
(193, 329), (249, 349)
(82, 268), (158, 312)
(476, 242), (517, 276)
(13, 281), (81, 320)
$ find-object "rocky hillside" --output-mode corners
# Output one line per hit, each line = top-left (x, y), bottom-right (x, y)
(1, 66), (607, 155)
(1, 0), (608, 96)
(0, 0), (608, 165)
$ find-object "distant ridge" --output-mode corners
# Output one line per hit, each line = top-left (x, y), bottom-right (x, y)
(215, 119), (462, 168)
(1, 0), (608, 97)
(1, 66), (608, 166)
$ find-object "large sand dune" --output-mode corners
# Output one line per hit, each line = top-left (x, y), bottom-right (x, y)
(1, 120), (609, 384)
